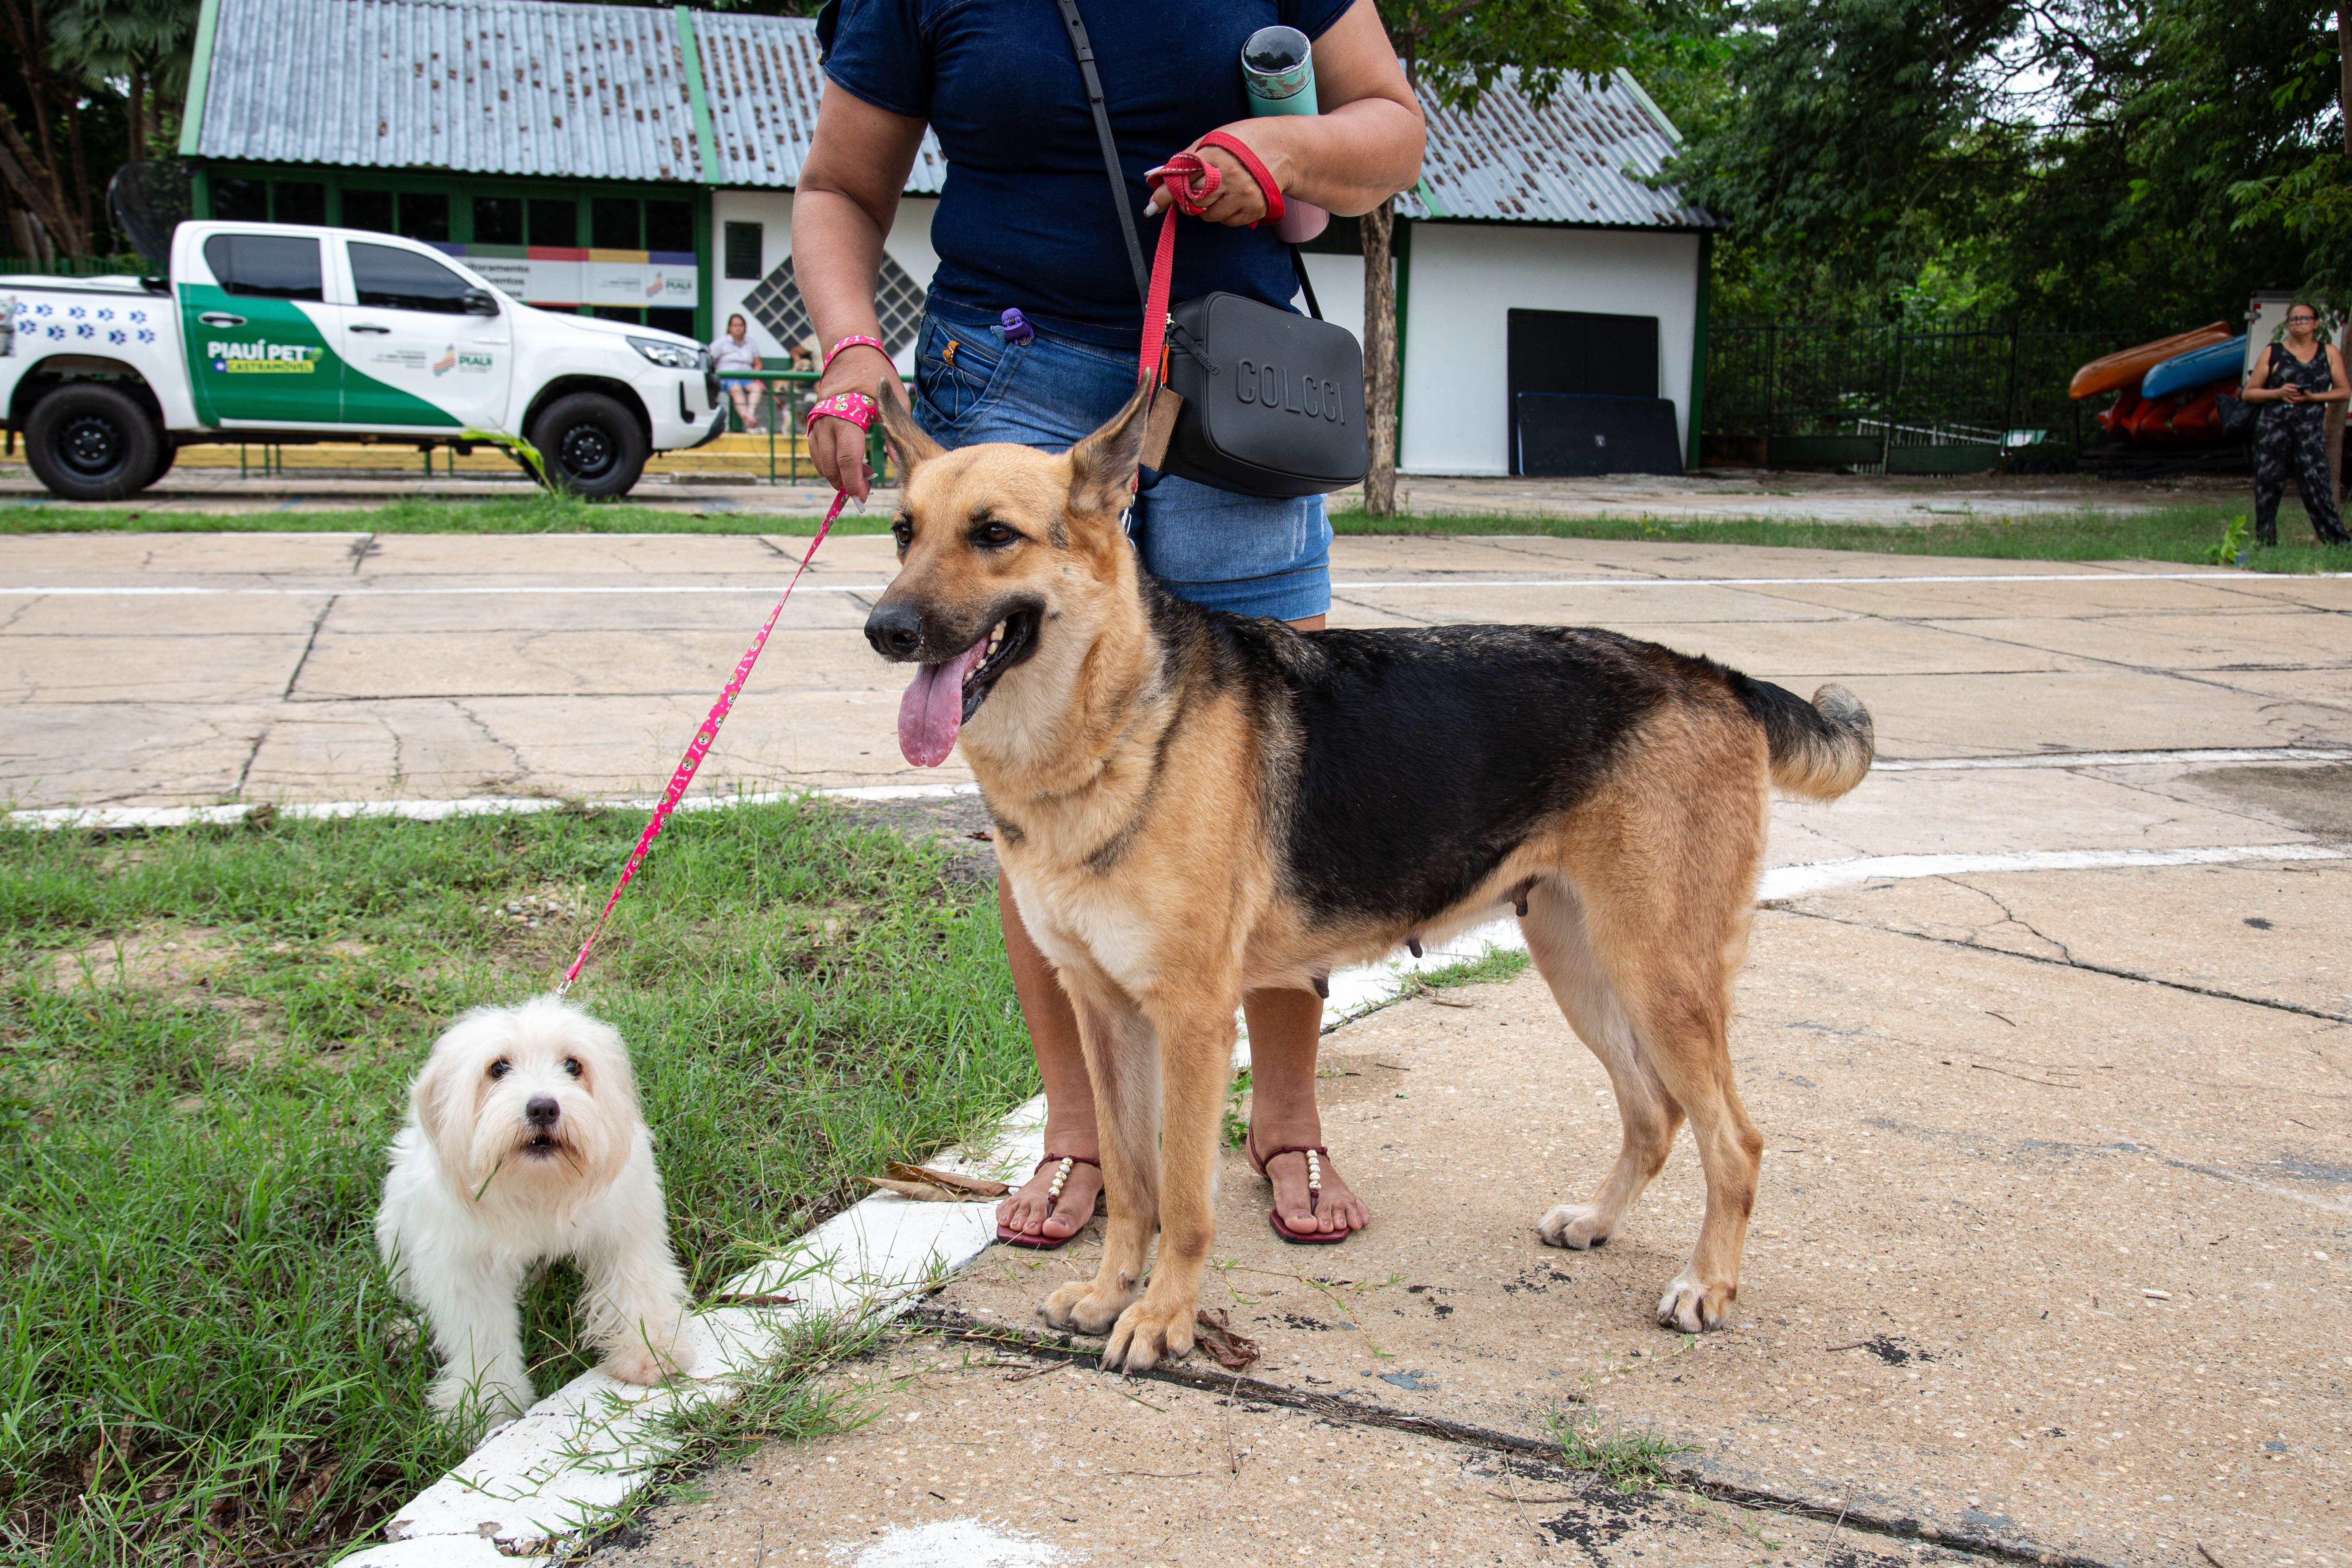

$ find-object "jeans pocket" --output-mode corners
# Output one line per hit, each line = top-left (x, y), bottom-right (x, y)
(914, 316), (1005, 430)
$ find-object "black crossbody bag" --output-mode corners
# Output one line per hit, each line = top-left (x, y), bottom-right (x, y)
(1057, 0), (1368, 497)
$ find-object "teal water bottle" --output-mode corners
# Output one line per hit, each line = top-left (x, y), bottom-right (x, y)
(1241, 25), (1328, 242)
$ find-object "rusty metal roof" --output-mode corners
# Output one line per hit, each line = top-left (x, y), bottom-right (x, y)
(190, 1), (1701, 224)
(193, 0), (702, 181)
(692, 11), (947, 192)
(1397, 68), (1713, 229)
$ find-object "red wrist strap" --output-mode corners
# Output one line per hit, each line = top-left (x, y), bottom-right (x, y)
(823, 335), (888, 372)
(806, 392), (878, 434)
(1194, 131), (1285, 226)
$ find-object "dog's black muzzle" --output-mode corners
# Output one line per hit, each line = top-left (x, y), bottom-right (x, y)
(864, 601), (927, 662)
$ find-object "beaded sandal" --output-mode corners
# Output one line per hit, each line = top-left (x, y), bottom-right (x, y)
(1246, 1126), (1350, 1246)
(993, 1153), (1101, 1251)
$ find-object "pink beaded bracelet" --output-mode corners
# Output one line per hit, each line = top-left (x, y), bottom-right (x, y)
(805, 391), (879, 435)
(822, 334), (889, 372)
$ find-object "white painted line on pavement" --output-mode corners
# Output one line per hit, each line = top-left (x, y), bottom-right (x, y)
(1756, 842), (2348, 900)
(1873, 747), (2350, 771)
(6, 783), (982, 834)
(8, 568), (2349, 599)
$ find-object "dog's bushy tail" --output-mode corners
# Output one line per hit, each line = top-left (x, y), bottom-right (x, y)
(1732, 676), (1874, 801)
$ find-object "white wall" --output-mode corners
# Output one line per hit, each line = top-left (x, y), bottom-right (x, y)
(708, 191), (939, 374)
(1397, 225), (1701, 476)
(1293, 252), (1367, 351)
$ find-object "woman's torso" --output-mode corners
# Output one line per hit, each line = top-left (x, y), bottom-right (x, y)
(2267, 339), (2333, 417)
(709, 336), (758, 373)
(825, 0), (1351, 345)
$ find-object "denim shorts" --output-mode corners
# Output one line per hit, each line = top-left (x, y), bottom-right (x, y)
(910, 307), (1332, 621)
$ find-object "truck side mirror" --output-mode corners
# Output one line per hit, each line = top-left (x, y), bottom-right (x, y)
(462, 288), (498, 316)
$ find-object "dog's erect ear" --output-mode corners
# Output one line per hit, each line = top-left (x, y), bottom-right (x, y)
(1066, 381), (1153, 521)
(876, 378), (942, 478)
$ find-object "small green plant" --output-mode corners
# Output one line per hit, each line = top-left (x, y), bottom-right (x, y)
(2204, 512), (2252, 566)
(1547, 1407), (1699, 1492)
(1222, 1066), (1251, 1148)
(1417, 947), (1531, 989)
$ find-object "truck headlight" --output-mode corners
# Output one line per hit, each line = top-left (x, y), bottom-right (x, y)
(629, 336), (701, 370)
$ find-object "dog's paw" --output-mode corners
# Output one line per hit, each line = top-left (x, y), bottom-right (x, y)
(1537, 1203), (1613, 1250)
(1041, 1279), (1137, 1337)
(1102, 1296), (1196, 1374)
(1655, 1269), (1736, 1333)
(602, 1338), (692, 1386)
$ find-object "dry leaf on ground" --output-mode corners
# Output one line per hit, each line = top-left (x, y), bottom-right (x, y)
(1195, 1307), (1261, 1370)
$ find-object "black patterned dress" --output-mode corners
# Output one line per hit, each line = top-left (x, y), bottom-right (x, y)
(2251, 342), (2352, 546)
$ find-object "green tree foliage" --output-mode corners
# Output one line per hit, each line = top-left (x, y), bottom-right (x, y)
(1670, 0), (2352, 328)
(0, 0), (198, 258)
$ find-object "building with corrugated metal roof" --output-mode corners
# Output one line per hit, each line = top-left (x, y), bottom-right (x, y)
(179, 0), (1715, 475)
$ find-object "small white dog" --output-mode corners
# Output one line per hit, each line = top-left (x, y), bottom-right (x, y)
(377, 996), (696, 1427)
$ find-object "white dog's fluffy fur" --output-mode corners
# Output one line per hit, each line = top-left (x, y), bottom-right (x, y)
(377, 996), (695, 1426)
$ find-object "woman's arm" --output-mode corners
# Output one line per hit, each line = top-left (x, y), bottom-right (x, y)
(1156, 0), (1424, 227)
(2242, 345), (2276, 402)
(793, 87), (929, 498)
(2323, 343), (2350, 403)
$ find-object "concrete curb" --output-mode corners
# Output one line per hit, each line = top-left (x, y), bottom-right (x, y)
(330, 917), (1528, 1564)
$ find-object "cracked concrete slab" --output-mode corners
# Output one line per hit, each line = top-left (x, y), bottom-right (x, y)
(1779, 857), (2352, 1020)
(595, 1335), (1995, 1568)
(0, 632), (316, 703)
(911, 873), (2348, 1568)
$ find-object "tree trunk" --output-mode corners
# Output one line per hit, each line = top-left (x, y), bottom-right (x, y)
(1360, 197), (1399, 516)
(2341, 7), (2351, 157)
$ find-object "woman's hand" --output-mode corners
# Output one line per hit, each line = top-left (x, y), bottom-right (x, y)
(1147, 0), (1423, 224)
(1146, 129), (1283, 228)
(807, 344), (893, 500)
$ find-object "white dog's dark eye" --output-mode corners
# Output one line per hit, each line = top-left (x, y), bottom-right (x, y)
(563, 1057), (583, 1079)
(487, 1059), (511, 1080)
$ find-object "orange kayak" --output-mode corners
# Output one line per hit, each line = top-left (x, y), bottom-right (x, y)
(2069, 322), (2233, 401)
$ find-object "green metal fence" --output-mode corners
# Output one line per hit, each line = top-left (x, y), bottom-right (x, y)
(720, 369), (912, 484)
(1703, 321), (2145, 465)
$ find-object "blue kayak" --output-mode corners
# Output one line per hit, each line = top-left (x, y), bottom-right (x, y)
(2141, 334), (2246, 399)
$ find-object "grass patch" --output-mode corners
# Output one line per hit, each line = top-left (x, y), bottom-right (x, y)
(0, 799), (1030, 1565)
(0, 495), (896, 536)
(1415, 947), (1531, 990)
(1332, 500), (2352, 574)
(1547, 1407), (1700, 1492)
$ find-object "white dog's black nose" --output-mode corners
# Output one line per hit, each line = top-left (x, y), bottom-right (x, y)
(525, 1095), (561, 1127)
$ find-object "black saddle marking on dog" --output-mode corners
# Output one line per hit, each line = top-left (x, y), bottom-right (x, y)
(1208, 619), (1673, 928)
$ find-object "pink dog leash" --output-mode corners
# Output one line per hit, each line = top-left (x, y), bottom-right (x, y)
(558, 385), (878, 994)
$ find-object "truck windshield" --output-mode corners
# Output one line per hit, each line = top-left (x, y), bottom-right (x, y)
(202, 234), (323, 301)
(350, 242), (482, 314)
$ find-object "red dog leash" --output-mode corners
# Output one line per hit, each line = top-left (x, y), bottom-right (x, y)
(557, 375), (879, 994)
(1139, 131), (1284, 388)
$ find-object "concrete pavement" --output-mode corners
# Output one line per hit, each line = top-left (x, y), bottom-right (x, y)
(4, 530), (2347, 1567)
(0, 461), (2241, 521)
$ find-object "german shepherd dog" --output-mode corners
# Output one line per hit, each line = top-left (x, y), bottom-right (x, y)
(864, 384), (1873, 1372)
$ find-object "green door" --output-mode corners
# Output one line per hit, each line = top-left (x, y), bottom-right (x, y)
(181, 232), (342, 427)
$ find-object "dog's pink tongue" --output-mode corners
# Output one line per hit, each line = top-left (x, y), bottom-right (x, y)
(897, 639), (991, 766)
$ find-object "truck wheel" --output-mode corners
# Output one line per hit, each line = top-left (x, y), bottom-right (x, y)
(25, 383), (163, 502)
(147, 439), (179, 487)
(531, 393), (648, 498)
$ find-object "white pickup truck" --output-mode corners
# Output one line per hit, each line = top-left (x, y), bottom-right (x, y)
(2, 220), (724, 500)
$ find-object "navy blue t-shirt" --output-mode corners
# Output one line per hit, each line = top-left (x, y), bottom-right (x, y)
(824, 0), (1352, 346)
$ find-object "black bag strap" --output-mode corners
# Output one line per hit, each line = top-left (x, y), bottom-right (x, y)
(1291, 247), (1323, 321)
(1055, 0), (1153, 305)
(1056, 0), (1323, 322)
